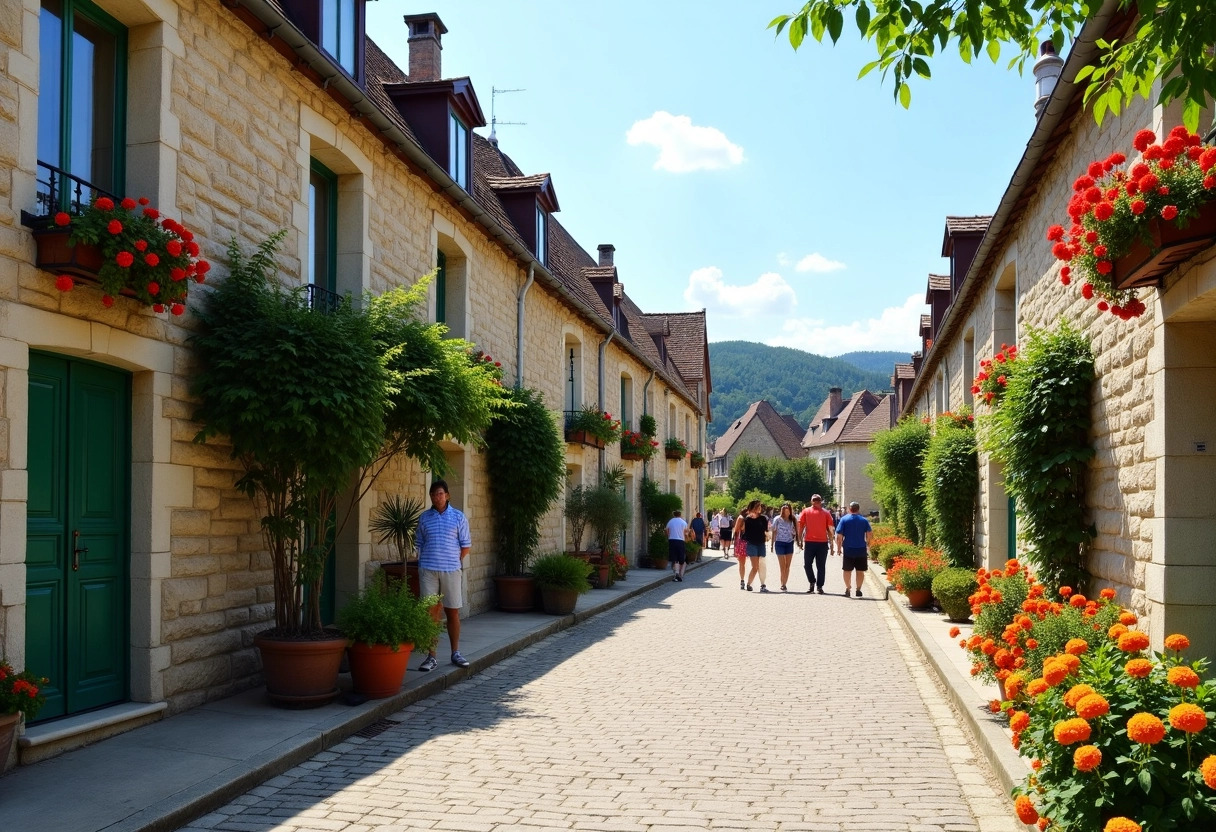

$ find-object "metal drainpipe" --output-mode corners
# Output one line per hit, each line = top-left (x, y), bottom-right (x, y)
(515, 263), (534, 389)
(696, 381), (704, 513)
(597, 330), (615, 476)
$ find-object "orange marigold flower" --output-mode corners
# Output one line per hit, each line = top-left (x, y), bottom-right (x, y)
(1118, 631), (1150, 652)
(994, 649), (1014, 669)
(1011, 732), (1021, 750)
(1027, 678), (1049, 696)
(1124, 659), (1153, 678)
(1076, 693), (1110, 719)
(1168, 666), (1200, 689)
(1128, 712), (1166, 744)
(1069, 594), (1088, 608)
(1006, 675), (1025, 698)
(1037, 819), (1049, 831)
(1074, 744), (1102, 771)
(1010, 711), (1030, 732)
(970, 666), (981, 676)
(1104, 819), (1141, 832)
(1120, 612), (1138, 625)
(982, 640), (997, 656)
(1201, 755), (1216, 789)
(968, 635), (983, 649)
(1059, 586), (1073, 597)
(1059, 654), (1081, 675)
(949, 626), (960, 638)
(1014, 795), (1039, 824)
(1100, 588), (1116, 600)
(959, 639), (967, 648)
(1064, 684), (1096, 709)
(1165, 634), (1191, 651)
(989, 699), (1002, 714)
(1109, 623), (1129, 640)
(1031, 758), (1042, 771)
(1066, 638), (1089, 655)
(1026, 638), (1039, 649)
(1043, 661), (1068, 687)
(1053, 717), (1092, 745)
(1170, 703), (1208, 733)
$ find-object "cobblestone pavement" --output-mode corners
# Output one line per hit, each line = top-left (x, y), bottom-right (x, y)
(179, 561), (1018, 832)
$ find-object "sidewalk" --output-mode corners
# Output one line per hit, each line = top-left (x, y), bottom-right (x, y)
(0, 561), (709, 832)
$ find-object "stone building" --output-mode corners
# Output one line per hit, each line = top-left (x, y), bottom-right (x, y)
(898, 6), (1216, 658)
(0, 2), (709, 756)
(802, 388), (894, 514)
(706, 400), (804, 486)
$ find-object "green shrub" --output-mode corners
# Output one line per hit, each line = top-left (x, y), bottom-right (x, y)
(879, 542), (922, 572)
(686, 540), (702, 561)
(932, 567), (979, 622)
(648, 528), (668, 559)
(921, 415), (978, 568)
(337, 571), (442, 649)
(530, 553), (593, 594)
(871, 417), (931, 543)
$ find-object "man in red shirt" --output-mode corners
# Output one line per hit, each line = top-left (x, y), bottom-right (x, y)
(796, 494), (835, 594)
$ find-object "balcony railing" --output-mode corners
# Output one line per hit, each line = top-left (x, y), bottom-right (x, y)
(305, 284), (343, 314)
(21, 161), (117, 228)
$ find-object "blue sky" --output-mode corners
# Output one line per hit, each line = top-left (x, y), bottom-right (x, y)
(367, 2), (1045, 356)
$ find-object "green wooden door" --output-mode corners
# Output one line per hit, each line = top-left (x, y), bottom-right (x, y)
(1007, 494), (1018, 561)
(26, 353), (130, 721)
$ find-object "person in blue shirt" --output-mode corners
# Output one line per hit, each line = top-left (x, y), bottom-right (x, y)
(415, 479), (472, 670)
(834, 501), (873, 598)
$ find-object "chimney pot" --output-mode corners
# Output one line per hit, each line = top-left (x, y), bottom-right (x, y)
(1033, 39), (1064, 117)
(404, 13), (448, 82)
(597, 244), (615, 267)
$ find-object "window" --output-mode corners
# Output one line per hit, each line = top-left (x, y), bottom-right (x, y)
(449, 112), (469, 189)
(668, 403), (676, 439)
(564, 335), (583, 413)
(620, 374), (633, 431)
(535, 204), (548, 266)
(37, 0), (126, 210)
(308, 158), (337, 293)
(436, 250), (446, 324)
(821, 457), (837, 486)
(321, 0), (357, 77)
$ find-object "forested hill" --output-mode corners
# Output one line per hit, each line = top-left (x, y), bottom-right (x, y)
(707, 342), (893, 441)
(834, 350), (911, 374)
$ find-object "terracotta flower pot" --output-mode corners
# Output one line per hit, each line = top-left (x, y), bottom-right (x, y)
(379, 560), (421, 598)
(347, 642), (413, 698)
(1112, 199), (1216, 290)
(0, 711), (20, 774)
(905, 588), (933, 610)
(494, 575), (536, 612)
(540, 587), (579, 615)
(254, 631), (348, 708)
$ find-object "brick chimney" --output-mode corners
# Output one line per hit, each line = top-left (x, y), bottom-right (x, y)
(597, 244), (615, 267)
(403, 13), (447, 82)
(1033, 41), (1063, 117)
(828, 387), (843, 417)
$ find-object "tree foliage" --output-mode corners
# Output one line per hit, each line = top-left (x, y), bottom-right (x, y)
(981, 321), (1095, 591)
(771, 1), (1216, 132)
(871, 417), (931, 543)
(726, 451), (833, 504)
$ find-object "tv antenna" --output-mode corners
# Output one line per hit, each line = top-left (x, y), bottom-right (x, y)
(489, 86), (526, 146)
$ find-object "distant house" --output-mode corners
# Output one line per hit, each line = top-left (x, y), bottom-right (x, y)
(801, 388), (895, 513)
(707, 401), (805, 483)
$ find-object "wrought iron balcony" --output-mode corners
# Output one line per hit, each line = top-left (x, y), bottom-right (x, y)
(20, 161), (117, 228)
(305, 284), (343, 314)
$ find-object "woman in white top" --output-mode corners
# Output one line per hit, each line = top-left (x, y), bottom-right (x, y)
(770, 503), (798, 592)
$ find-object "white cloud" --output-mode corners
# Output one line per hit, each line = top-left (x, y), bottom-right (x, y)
(626, 111), (745, 173)
(795, 252), (847, 273)
(683, 266), (796, 317)
(776, 252), (791, 267)
(768, 293), (923, 356)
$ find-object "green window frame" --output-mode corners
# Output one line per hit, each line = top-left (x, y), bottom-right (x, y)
(436, 250), (447, 324)
(308, 158), (337, 292)
(38, 0), (127, 209)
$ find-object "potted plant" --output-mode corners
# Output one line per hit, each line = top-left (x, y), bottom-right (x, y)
(638, 413), (657, 438)
(372, 495), (425, 596)
(564, 404), (621, 449)
(563, 485), (592, 556)
(336, 571), (442, 698)
(620, 429), (659, 462)
(586, 466), (631, 587)
(664, 437), (688, 460)
(689, 450), (706, 469)
(530, 553), (593, 615)
(485, 387), (567, 611)
(1049, 125), (1216, 318)
(0, 660), (47, 773)
(40, 194), (210, 312)
(888, 549), (947, 610)
(192, 234), (391, 706)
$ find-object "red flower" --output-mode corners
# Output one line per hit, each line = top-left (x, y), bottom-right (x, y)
(134, 240), (148, 251)
(107, 220), (123, 235)
(1131, 199), (1147, 215)
(1162, 205), (1179, 220)
(95, 197), (115, 211)
(1052, 243), (1073, 261)
(1060, 273), (1071, 286)
(195, 261), (211, 274)
(1098, 301), (1109, 311)
(138, 196), (150, 205)
(1205, 176), (1216, 189)
(1143, 145), (1164, 161)
(102, 294), (114, 308)
(195, 273), (206, 283)
(1096, 260), (1112, 275)
(1094, 202), (1114, 221)
(1084, 230), (1099, 244)
(1046, 225), (1065, 241)
(186, 241), (200, 257)
(170, 268), (186, 281)
(1133, 129), (1157, 151)
(1138, 173), (1159, 192)
(1130, 162), (1150, 179)
(1087, 161), (1105, 178)
(1163, 136), (1186, 157)
(1107, 152), (1126, 166)
(153, 303), (165, 313)
(1084, 186), (1103, 204)
(54, 211), (71, 226)
(167, 240), (182, 257)
(997, 375), (1007, 386)
(1159, 186), (1170, 195)
(120, 197), (137, 210)
(147, 282), (160, 296)
(1201, 148), (1216, 172)
(116, 251), (134, 268)
(144, 253), (160, 267)
(1093, 245), (1107, 258)
(170, 303), (185, 316)
(55, 275), (74, 292)
(142, 207), (159, 219)
(1073, 175), (1095, 192)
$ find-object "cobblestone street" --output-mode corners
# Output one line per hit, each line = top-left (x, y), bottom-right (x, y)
(179, 561), (1018, 832)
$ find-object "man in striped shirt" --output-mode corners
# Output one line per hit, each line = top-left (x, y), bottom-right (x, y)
(416, 479), (472, 671)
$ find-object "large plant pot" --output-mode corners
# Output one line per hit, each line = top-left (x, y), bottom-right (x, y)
(540, 587), (579, 615)
(0, 711), (19, 774)
(347, 642), (413, 698)
(593, 563), (612, 588)
(254, 631), (348, 708)
(494, 575), (536, 612)
(1113, 200), (1216, 290)
(905, 588), (933, 610)
(380, 560), (421, 598)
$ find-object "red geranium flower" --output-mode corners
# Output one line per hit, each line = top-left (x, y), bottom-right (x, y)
(116, 251), (134, 268)
(147, 282), (160, 296)
(55, 275), (74, 292)
(170, 303), (185, 316)
(120, 197), (137, 210)
(1134, 129), (1157, 151)
(145, 253), (160, 267)
(134, 240), (147, 251)
(142, 207), (159, 219)
(107, 220), (123, 235)
(95, 197), (114, 211)
(102, 294), (114, 307)
(1162, 205), (1179, 220)
(153, 303), (165, 313)
(1094, 202), (1114, 221)
(54, 211), (71, 226)
(1131, 199), (1147, 215)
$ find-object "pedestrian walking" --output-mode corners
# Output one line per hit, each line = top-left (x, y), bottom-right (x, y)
(690, 511), (707, 547)
(796, 494), (834, 594)
(415, 479), (472, 670)
(741, 499), (770, 593)
(732, 510), (748, 586)
(666, 509), (691, 582)
(835, 501), (873, 598)
(719, 509), (737, 562)
(771, 503), (797, 592)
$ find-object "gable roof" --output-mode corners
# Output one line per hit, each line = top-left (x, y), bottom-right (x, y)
(802, 389), (883, 448)
(893, 363), (915, 380)
(944, 215), (993, 235)
(710, 401), (805, 461)
(841, 394), (895, 442)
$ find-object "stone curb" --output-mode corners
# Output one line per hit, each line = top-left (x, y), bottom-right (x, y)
(105, 558), (713, 832)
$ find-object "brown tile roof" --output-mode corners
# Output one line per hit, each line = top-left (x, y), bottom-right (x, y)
(781, 414), (804, 437)
(928, 273), (951, 292)
(919, 314), (932, 335)
(485, 173), (552, 190)
(841, 394), (895, 442)
(582, 266), (617, 281)
(711, 401), (805, 461)
(660, 311), (709, 384)
(893, 363), (915, 380)
(945, 215), (992, 235)
(364, 39), (423, 146)
(802, 390), (883, 448)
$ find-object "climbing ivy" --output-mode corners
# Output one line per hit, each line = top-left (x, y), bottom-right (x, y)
(871, 417), (931, 543)
(921, 412), (979, 568)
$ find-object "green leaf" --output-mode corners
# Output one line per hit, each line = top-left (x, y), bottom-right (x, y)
(1139, 767), (1153, 794)
(858, 59), (881, 79)
(986, 39), (1000, 63)
(913, 57), (931, 79)
(826, 7), (844, 43)
(898, 82), (911, 108)
(790, 15), (807, 49)
(1073, 65), (1095, 83)
(855, 2), (871, 35)
(1183, 98), (1202, 133)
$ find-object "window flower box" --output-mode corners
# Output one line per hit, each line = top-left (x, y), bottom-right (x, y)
(564, 405), (621, 449)
(32, 227), (105, 281)
(565, 429), (605, 449)
(620, 429), (658, 462)
(1111, 198), (1216, 290)
(689, 451), (706, 469)
(664, 437), (688, 460)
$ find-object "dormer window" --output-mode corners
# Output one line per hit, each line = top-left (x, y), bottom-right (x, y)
(322, 0), (357, 76)
(449, 112), (469, 189)
(536, 204), (548, 266)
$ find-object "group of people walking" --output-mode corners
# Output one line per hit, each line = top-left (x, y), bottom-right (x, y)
(708, 498), (873, 596)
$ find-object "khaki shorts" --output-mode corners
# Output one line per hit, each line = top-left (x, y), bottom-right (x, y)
(420, 567), (464, 610)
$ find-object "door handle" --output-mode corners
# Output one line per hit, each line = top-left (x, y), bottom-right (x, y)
(72, 530), (88, 572)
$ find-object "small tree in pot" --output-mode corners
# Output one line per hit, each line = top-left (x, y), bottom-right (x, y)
(586, 465), (632, 587)
(337, 571), (442, 698)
